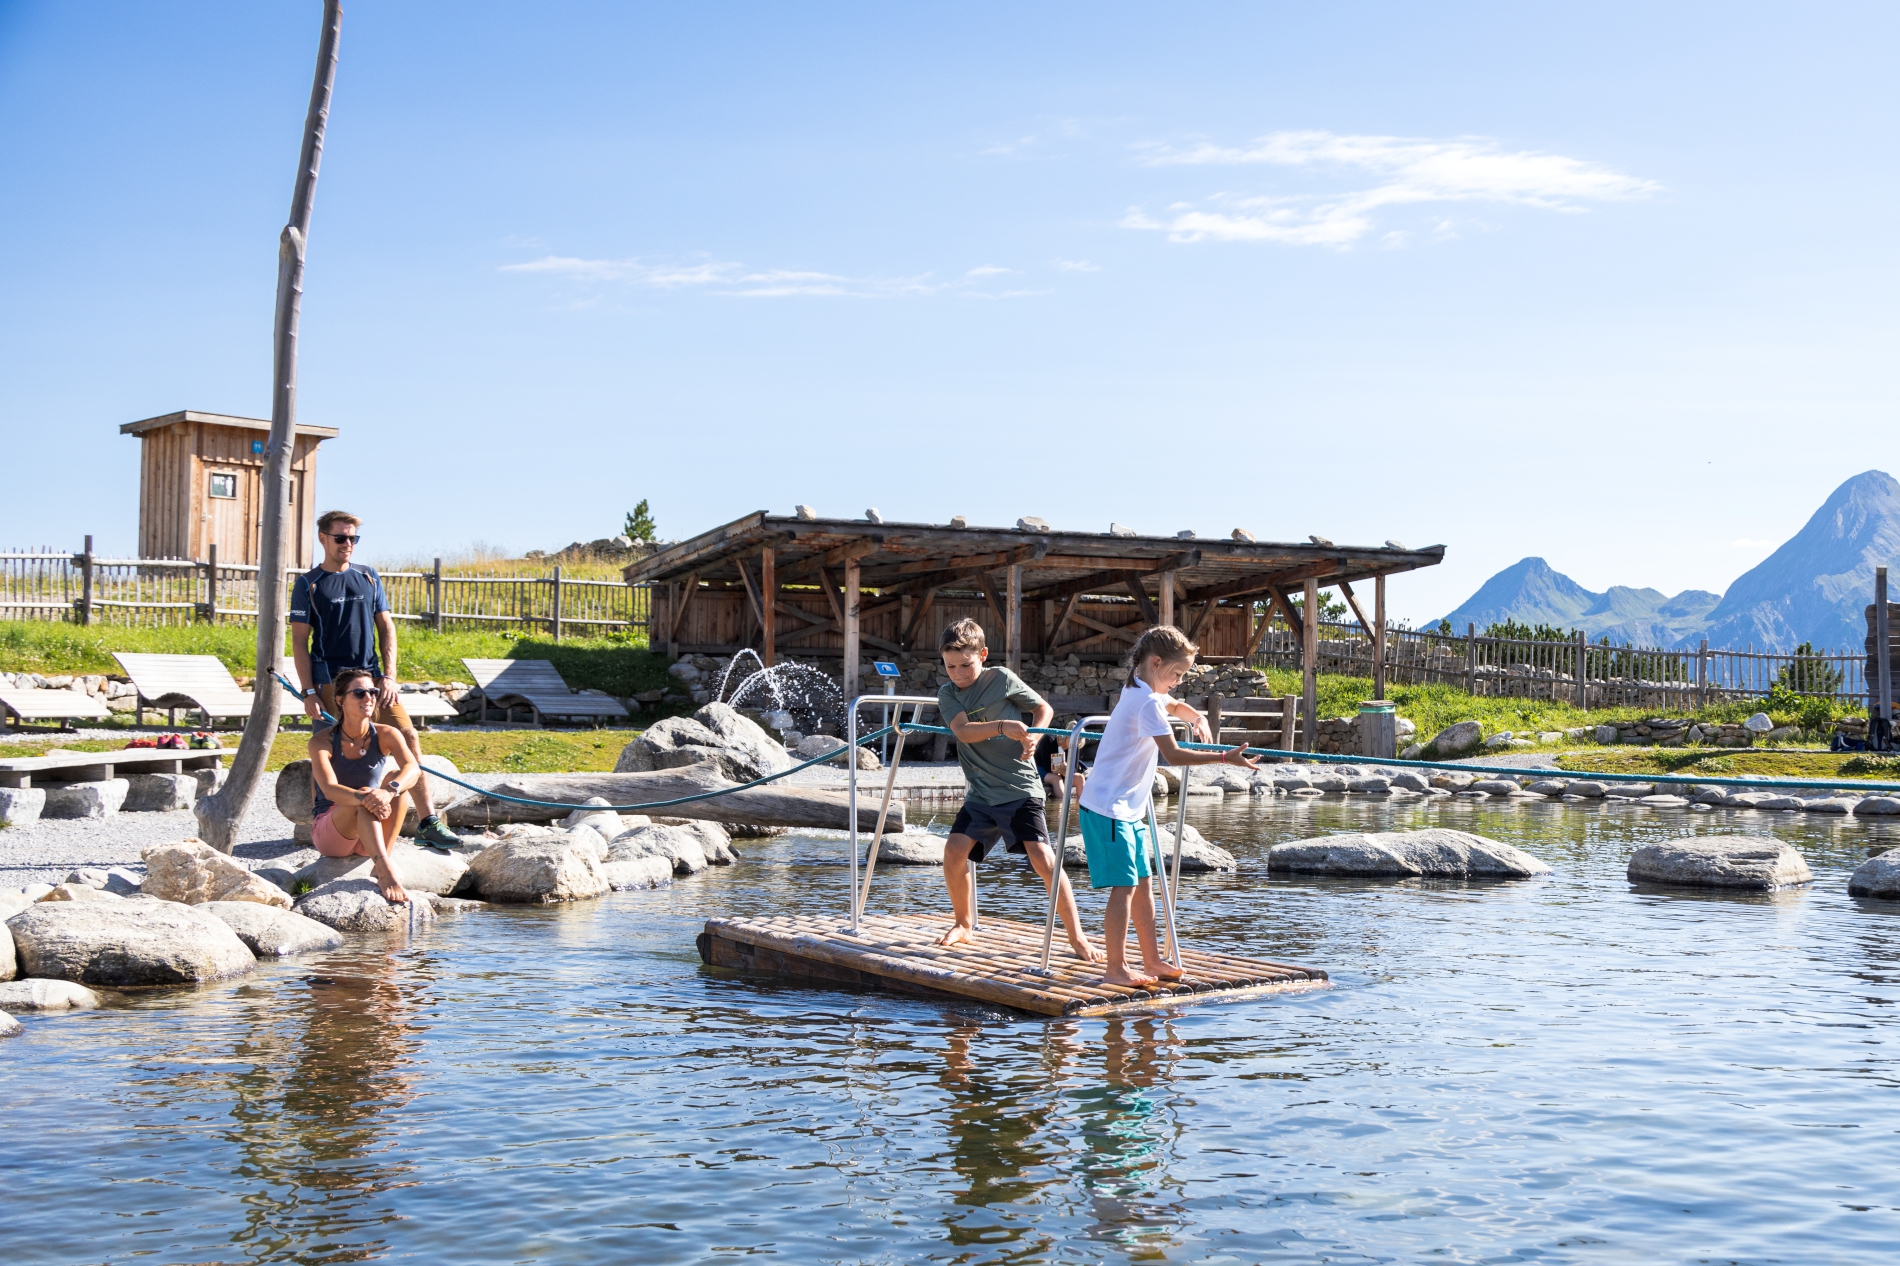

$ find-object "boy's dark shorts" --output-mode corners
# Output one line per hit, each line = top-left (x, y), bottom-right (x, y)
(949, 797), (1048, 861)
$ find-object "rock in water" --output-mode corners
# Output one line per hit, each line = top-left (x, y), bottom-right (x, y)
(1848, 848), (1900, 898)
(287, 842), (471, 897)
(600, 855), (675, 891)
(561, 797), (626, 841)
(1425, 721), (1483, 759)
(0, 979), (103, 1012)
(1267, 829), (1551, 879)
(141, 839), (293, 908)
(7, 900), (255, 986)
(467, 837), (609, 903)
(1, 920), (14, 981)
(607, 821), (734, 875)
(795, 733), (880, 770)
(693, 703), (794, 780)
(1470, 779), (1524, 796)
(0, 1012), (19, 1038)
(1626, 836), (1811, 889)
(871, 831), (947, 866)
(295, 878), (438, 932)
(1059, 822), (1237, 872)
(200, 901), (344, 957)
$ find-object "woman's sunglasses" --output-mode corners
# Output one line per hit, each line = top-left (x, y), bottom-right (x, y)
(341, 688), (377, 701)
(326, 533), (361, 545)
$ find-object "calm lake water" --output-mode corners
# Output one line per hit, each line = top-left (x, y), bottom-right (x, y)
(6, 797), (1900, 1264)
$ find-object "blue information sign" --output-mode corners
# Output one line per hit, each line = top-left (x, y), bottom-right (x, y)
(872, 661), (901, 678)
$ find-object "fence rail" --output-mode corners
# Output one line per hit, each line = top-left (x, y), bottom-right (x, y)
(1249, 617), (1869, 710)
(1, 544), (649, 638)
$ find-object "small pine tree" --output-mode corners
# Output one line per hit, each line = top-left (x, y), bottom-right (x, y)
(623, 499), (657, 542)
(1775, 641), (1844, 695)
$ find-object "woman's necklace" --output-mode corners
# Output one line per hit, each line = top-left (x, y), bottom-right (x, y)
(341, 723), (372, 758)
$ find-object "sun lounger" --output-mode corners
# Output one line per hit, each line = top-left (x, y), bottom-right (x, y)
(396, 690), (460, 724)
(460, 659), (629, 726)
(0, 687), (114, 732)
(112, 652), (255, 727)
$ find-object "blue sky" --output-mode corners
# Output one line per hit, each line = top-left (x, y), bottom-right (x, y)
(2, 2), (1896, 623)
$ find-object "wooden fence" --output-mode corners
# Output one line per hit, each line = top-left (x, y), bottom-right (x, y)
(1251, 617), (1869, 711)
(0, 543), (649, 639)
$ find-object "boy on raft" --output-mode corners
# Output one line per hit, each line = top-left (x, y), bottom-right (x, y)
(934, 618), (1100, 963)
(1079, 625), (1259, 988)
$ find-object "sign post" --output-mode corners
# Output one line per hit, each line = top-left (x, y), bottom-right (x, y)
(874, 661), (901, 762)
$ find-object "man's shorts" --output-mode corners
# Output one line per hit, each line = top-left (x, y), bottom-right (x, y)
(317, 680), (413, 732)
(949, 797), (1048, 862)
(1079, 806), (1154, 890)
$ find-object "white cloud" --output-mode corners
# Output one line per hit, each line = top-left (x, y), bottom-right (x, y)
(502, 255), (1032, 299)
(965, 265), (1013, 277)
(1053, 259), (1102, 272)
(1124, 129), (1657, 247)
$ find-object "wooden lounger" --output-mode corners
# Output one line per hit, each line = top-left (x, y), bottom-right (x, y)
(396, 690), (460, 722)
(0, 688), (114, 732)
(111, 652), (255, 727)
(460, 658), (629, 726)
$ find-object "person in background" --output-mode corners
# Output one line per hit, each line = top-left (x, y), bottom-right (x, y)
(290, 509), (462, 853)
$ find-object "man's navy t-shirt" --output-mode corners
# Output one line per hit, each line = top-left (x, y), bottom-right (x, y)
(290, 564), (390, 683)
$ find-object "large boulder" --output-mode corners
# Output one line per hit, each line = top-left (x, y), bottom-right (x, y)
(6, 900), (255, 987)
(870, 830), (948, 866)
(607, 821), (735, 875)
(122, 773), (198, 812)
(0, 786), (46, 827)
(41, 779), (129, 819)
(200, 901), (344, 957)
(252, 848), (324, 893)
(693, 702), (795, 781)
(795, 733), (880, 771)
(1424, 721), (1483, 759)
(561, 797), (637, 842)
(1849, 847), (1900, 899)
(275, 760), (317, 826)
(1061, 822), (1238, 873)
(466, 837), (609, 903)
(600, 854), (675, 890)
(141, 839), (293, 909)
(287, 841), (470, 897)
(64, 867), (143, 896)
(1626, 836), (1811, 889)
(1, 920), (14, 981)
(614, 709), (794, 782)
(1268, 828), (1551, 879)
(294, 878), (436, 932)
(0, 979), (103, 1012)
(0, 1012), (18, 1037)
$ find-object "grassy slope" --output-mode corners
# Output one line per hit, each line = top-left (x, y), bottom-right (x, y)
(1, 727), (643, 774)
(1552, 748), (1900, 783)
(0, 620), (676, 697)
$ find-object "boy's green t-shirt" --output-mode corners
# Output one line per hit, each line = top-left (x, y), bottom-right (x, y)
(937, 666), (1046, 806)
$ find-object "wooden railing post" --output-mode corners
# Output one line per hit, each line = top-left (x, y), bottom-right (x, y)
(204, 543), (219, 623)
(431, 556), (444, 632)
(1878, 567), (1892, 736)
(1697, 638), (1709, 709)
(77, 534), (94, 626)
(1465, 623), (1477, 695)
(551, 565), (564, 641)
(1575, 630), (1586, 708)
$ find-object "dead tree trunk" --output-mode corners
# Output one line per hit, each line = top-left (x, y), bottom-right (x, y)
(196, 0), (342, 852)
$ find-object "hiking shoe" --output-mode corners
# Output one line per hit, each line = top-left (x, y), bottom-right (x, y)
(414, 816), (464, 852)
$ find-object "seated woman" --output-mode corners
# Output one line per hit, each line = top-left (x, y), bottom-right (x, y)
(309, 666), (419, 905)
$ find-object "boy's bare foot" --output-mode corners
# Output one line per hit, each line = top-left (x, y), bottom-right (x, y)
(1148, 962), (1187, 983)
(1102, 965), (1158, 989)
(937, 923), (976, 948)
(1068, 937), (1104, 964)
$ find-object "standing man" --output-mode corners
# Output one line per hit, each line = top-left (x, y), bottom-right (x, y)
(290, 509), (463, 852)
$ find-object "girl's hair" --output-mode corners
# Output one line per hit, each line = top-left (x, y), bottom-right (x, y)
(939, 617), (987, 654)
(1124, 625), (1198, 687)
(332, 667), (375, 697)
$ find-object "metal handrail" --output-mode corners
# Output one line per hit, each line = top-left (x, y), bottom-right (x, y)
(1037, 715), (1109, 973)
(846, 693), (940, 933)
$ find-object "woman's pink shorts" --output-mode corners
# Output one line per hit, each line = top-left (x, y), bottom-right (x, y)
(311, 808), (369, 858)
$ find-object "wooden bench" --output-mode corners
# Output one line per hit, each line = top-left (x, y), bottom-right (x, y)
(0, 688), (113, 733)
(1208, 694), (1301, 756)
(461, 659), (629, 727)
(0, 745), (232, 789)
(111, 652), (255, 728)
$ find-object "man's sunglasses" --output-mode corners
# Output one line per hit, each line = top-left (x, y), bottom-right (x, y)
(341, 688), (378, 701)
(326, 533), (361, 545)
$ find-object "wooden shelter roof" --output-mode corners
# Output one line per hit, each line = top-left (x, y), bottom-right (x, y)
(120, 410), (339, 439)
(622, 512), (1443, 604)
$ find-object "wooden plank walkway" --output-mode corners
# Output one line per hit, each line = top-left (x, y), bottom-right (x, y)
(700, 912), (1328, 1017)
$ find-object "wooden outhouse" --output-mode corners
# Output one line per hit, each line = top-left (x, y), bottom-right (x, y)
(120, 410), (337, 566)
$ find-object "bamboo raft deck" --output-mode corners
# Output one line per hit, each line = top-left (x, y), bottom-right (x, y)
(699, 912), (1329, 1017)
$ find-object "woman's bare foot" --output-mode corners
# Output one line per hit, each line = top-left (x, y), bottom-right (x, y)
(1068, 936), (1104, 964)
(937, 923), (976, 948)
(371, 861), (409, 905)
(1102, 965), (1158, 989)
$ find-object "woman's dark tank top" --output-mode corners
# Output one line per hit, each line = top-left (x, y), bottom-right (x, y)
(312, 722), (390, 816)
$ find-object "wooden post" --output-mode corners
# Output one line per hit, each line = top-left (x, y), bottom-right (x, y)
(1302, 578), (1319, 752)
(1879, 567), (1892, 736)
(1466, 623), (1477, 695)
(842, 558), (862, 705)
(431, 556), (443, 633)
(1158, 570), (1175, 628)
(78, 534), (94, 626)
(205, 543), (219, 623)
(1006, 563), (1023, 673)
(666, 582), (679, 659)
(761, 546), (776, 667)
(1577, 630), (1588, 709)
(551, 565), (563, 641)
(1373, 574), (1387, 701)
(1697, 637), (1709, 709)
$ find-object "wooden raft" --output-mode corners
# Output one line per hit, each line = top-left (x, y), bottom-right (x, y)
(699, 912), (1328, 1017)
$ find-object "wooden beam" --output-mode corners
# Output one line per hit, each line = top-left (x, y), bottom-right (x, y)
(1242, 600), (1275, 659)
(1050, 591), (1083, 646)
(1007, 563), (1023, 673)
(1373, 573), (1387, 701)
(842, 557), (861, 705)
(902, 588), (938, 651)
(1178, 559), (1339, 608)
(777, 539), (878, 584)
(1124, 576), (1158, 626)
(816, 567), (845, 626)
(761, 546), (775, 667)
(979, 573), (1006, 628)
(1187, 598), (1219, 642)
(864, 543), (1046, 588)
(1022, 551), (1200, 603)
(669, 572), (702, 647)
(1266, 586), (1305, 645)
(1056, 611), (1142, 651)
(1157, 571), (1175, 628)
(1337, 580), (1375, 642)
(736, 557), (765, 629)
(1301, 578), (1319, 753)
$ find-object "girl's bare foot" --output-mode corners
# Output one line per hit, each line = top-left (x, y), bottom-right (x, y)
(1068, 937), (1104, 964)
(937, 923), (975, 947)
(1102, 965), (1158, 989)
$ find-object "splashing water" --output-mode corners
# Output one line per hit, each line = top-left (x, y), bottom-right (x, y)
(713, 652), (847, 735)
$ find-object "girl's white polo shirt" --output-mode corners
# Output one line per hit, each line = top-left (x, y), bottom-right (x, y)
(1078, 680), (1174, 822)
